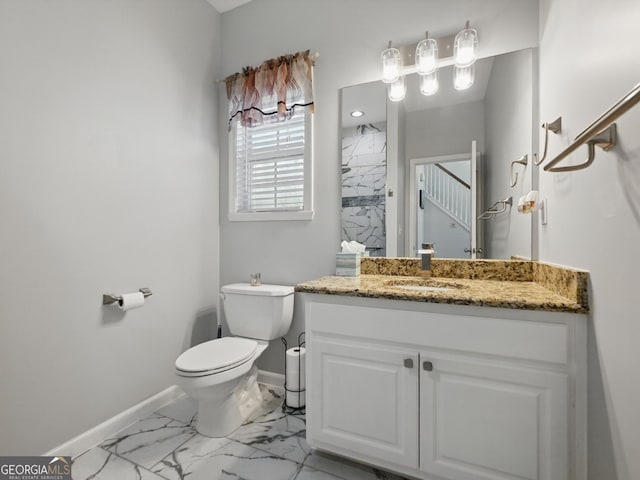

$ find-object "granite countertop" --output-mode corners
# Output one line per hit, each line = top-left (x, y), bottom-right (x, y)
(295, 258), (589, 314)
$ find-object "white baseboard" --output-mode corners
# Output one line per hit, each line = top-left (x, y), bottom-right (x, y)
(257, 369), (285, 388)
(47, 374), (283, 459)
(44, 385), (184, 459)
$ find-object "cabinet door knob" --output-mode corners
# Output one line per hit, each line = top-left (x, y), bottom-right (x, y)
(423, 361), (433, 371)
(403, 358), (414, 368)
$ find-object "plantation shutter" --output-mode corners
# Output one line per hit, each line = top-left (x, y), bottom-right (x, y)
(235, 110), (306, 212)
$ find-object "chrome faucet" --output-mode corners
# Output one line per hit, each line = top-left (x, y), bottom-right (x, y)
(418, 243), (435, 278)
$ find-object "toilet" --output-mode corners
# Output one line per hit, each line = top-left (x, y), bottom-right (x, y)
(175, 283), (294, 437)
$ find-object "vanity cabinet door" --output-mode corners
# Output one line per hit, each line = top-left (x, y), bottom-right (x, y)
(419, 352), (568, 480)
(308, 335), (419, 469)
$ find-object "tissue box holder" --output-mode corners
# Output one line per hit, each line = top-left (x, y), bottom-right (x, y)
(336, 253), (361, 276)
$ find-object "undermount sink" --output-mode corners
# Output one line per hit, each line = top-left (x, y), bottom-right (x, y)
(384, 278), (466, 292)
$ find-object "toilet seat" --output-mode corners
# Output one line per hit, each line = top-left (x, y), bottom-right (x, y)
(175, 337), (257, 377)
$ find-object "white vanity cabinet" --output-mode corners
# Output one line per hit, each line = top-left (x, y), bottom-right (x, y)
(303, 294), (587, 480)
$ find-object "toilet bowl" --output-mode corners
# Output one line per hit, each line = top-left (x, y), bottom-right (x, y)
(175, 283), (294, 437)
(175, 336), (267, 437)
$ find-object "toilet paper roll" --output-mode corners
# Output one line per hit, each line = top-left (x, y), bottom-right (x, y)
(526, 190), (539, 211)
(517, 195), (528, 214)
(285, 347), (306, 408)
(118, 292), (145, 312)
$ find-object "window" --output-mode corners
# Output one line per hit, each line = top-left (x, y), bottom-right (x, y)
(228, 110), (313, 221)
(224, 50), (315, 221)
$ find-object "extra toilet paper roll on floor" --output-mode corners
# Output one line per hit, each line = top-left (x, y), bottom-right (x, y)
(119, 292), (145, 311)
(285, 347), (306, 408)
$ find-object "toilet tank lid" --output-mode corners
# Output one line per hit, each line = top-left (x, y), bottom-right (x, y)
(221, 283), (294, 297)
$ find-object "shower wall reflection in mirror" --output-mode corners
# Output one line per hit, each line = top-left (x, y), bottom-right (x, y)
(341, 82), (388, 256)
(340, 48), (536, 260)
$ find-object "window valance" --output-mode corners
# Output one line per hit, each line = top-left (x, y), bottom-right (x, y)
(225, 50), (315, 130)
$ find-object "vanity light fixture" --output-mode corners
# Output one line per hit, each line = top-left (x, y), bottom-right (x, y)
(381, 41), (401, 83)
(453, 21), (478, 67)
(382, 20), (479, 101)
(350, 110), (365, 118)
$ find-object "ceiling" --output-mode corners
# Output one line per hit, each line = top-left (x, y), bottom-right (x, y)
(205, 0), (252, 13)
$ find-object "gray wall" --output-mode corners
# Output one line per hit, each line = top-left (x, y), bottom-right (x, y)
(539, 0), (640, 478)
(218, 0), (538, 374)
(0, 0), (221, 454)
(484, 48), (534, 259)
(405, 101), (485, 160)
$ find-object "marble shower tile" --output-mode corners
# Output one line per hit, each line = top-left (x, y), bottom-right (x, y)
(342, 166), (387, 198)
(372, 131), (387, 153)
(347, 134), (385, 157)
(349, 152), (387, 167)
(100, 414), (196, 469)
(71, 447), (167, 480)
(342, 181), (374, 198)
(341, 137), (357, 159)
(229, 410), (310, 464)
(341, 204), (386, 255)
(156, 439), (300, 480)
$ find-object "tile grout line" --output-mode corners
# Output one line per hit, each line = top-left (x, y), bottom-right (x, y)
(83, 446), (175, 480)
(146, 426), (199, 474)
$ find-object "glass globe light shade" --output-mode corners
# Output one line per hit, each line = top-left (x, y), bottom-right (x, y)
(416, 37), (438, 75)
(453, 26), (478, 67)
(453, 64), (475, 90)
(381, 47), (401, 83)
(420, 70), (439, 96)
(388, 76), (406, 102)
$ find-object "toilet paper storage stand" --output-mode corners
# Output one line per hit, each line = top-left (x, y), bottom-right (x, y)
(103, 288), (153, 306)
(281, 332), (306, 414)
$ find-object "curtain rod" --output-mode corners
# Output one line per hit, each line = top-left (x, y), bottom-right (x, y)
(215, 51), (319, 84)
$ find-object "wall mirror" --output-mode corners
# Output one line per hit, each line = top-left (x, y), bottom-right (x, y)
(340, 48), (535, 260)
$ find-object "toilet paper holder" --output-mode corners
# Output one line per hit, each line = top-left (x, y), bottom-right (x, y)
(103, 288), (153, 306)
(282, 332), (306, 414)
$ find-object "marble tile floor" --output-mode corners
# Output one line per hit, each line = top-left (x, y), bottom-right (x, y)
(71, 384), (411, 480)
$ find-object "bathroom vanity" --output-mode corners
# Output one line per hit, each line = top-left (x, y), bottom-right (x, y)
(296, 258), (588, 480)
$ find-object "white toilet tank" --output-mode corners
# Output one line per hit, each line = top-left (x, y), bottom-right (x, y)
(221, 284), (294, 341)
